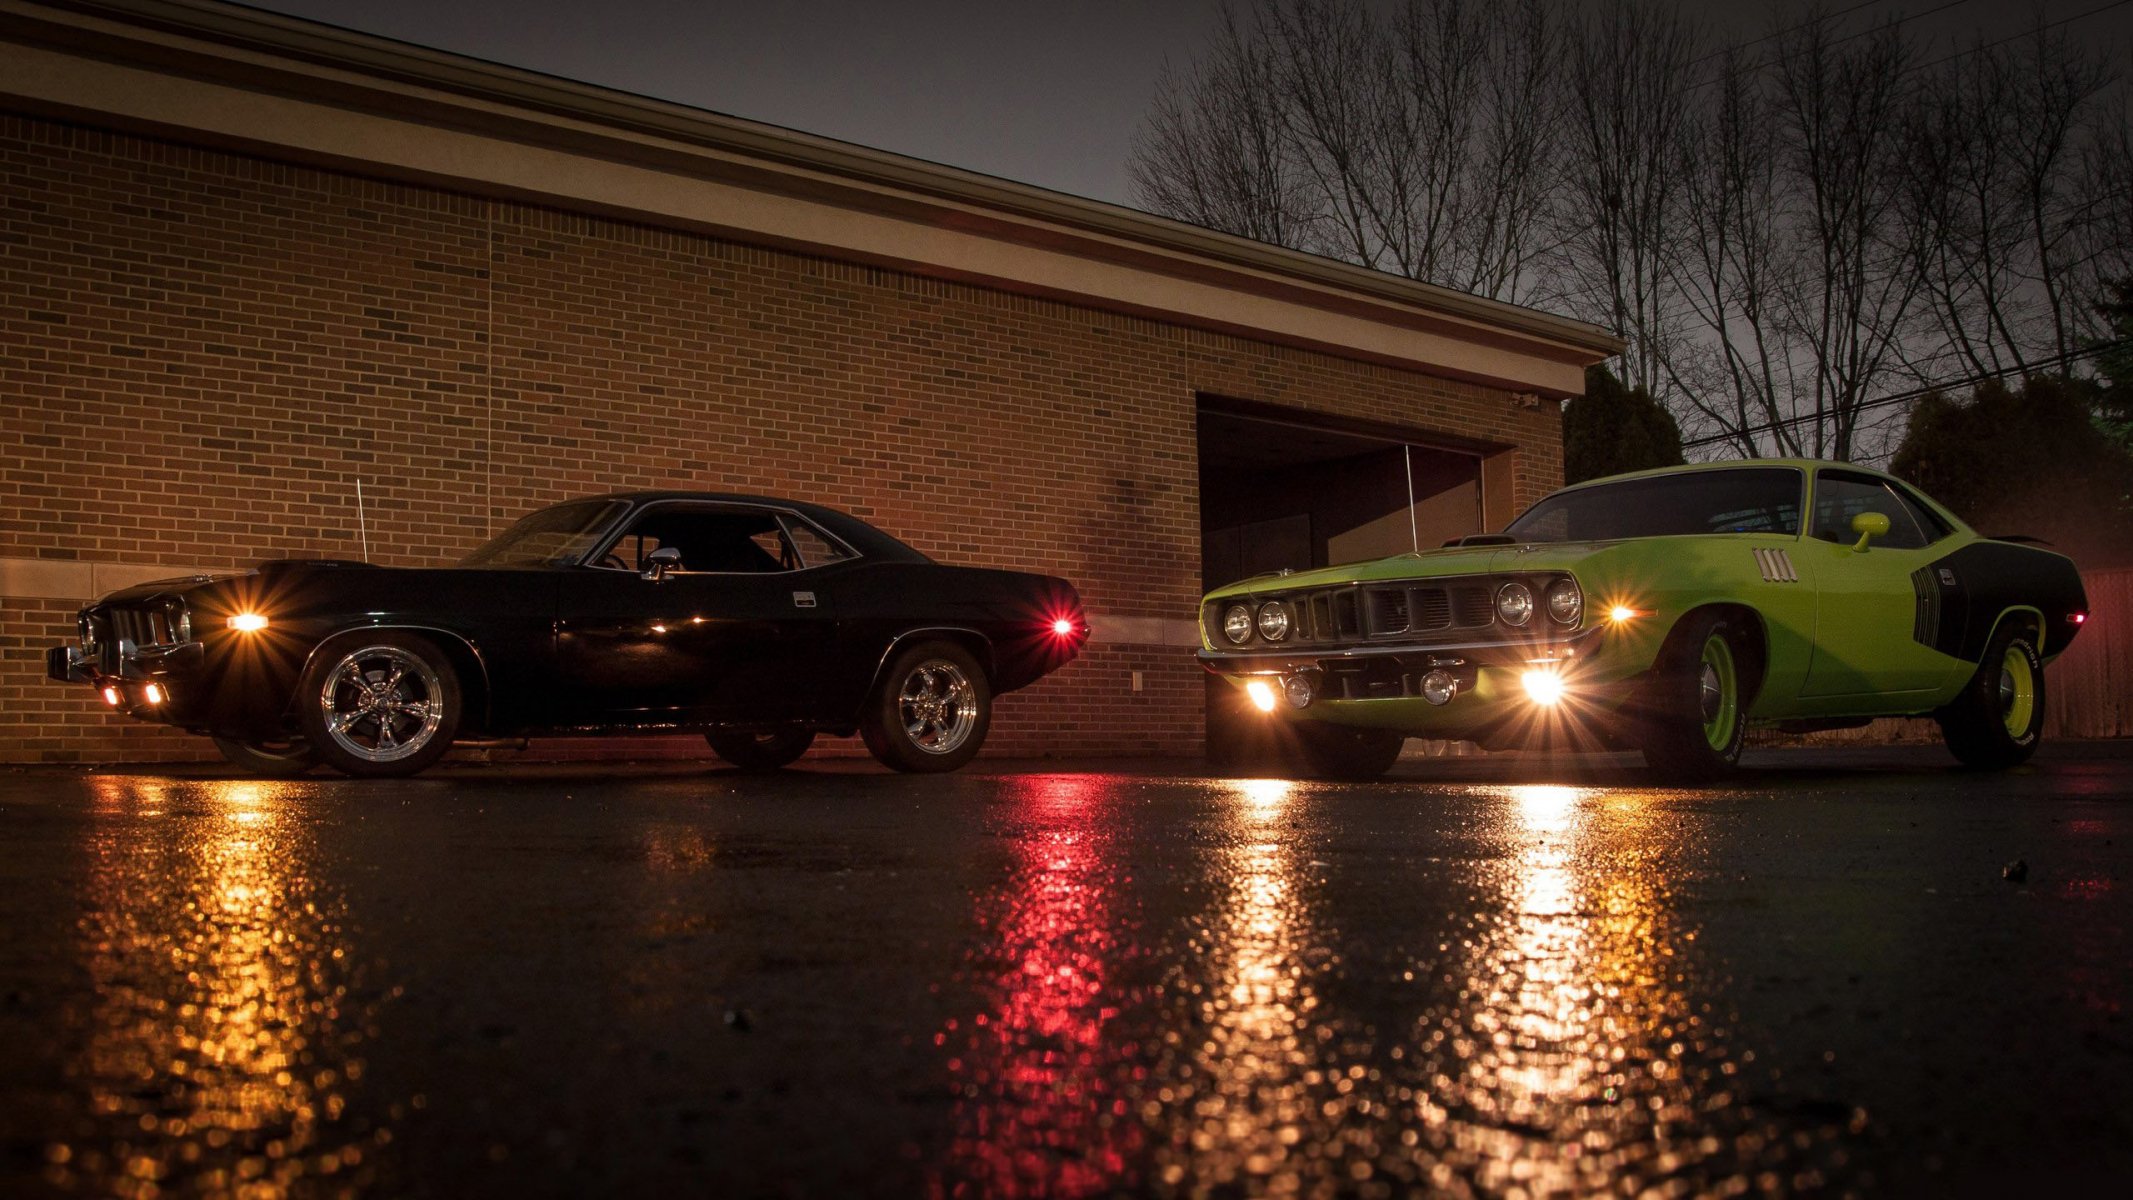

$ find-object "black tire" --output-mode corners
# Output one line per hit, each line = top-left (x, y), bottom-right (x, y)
(1935, 624), (2045, 770)
(705, 729), (815, 772)
(1640, 613), (1749, 782)
(211, 734), (319, 777)
(296, 631), (462, 778)
(860, 640), (992, 773)
(1292, 722), (1406, 781)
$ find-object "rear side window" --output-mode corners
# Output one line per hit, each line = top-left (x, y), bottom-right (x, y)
(1811, 472), (1936, 550)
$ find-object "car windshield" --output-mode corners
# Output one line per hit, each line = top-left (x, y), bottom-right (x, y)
(459, 500), (627, 567)
(1505, 468), (1804, 542)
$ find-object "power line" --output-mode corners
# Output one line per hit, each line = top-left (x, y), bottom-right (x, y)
(1679, 339), (2129, 449)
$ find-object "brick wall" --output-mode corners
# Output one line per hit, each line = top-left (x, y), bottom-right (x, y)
(0, 115), (1563, 764)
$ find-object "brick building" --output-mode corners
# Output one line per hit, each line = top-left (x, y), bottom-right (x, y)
(0, 0), (1621, 764)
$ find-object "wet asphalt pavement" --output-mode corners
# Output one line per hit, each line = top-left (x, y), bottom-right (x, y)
(0, 743), (2128, 1198)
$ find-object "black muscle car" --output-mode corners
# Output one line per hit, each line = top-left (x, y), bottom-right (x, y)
(47, 493), (1087, 777)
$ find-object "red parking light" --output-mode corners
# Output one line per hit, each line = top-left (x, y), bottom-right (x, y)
(2071, 612), (2088, 625)
(1051, 618), (1075, 637)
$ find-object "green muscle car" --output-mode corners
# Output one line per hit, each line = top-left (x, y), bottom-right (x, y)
(1197, 460), (2090, 780)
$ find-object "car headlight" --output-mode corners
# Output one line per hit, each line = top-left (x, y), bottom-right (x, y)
(1256, 600), (1291, 642)
(1496, 581), (1534, 626)
(1545, 578), (1582, 626)
(1222, 604), (1253, 644)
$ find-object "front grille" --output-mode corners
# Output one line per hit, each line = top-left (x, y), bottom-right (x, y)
(96, 600), (190, 649)
(1449, 585), (1494, 627)
(1207, 571), (1570, 649)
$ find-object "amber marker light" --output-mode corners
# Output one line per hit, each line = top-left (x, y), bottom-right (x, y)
(227, 612), (269, 632)
(101, 686), (121, 706)
(142, 683), (166, 705)
(1520, 669), (1566, 706)
(1608, 605), (1638, 624)
(1245, 680), (1278, 713)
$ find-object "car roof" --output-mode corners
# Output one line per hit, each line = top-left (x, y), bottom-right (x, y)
(573, 491), (933, 563)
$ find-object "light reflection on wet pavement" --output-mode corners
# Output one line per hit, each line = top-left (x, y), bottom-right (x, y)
(1, 745), (2128, 1196)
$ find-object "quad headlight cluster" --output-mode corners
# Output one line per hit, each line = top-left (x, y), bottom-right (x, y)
(1222, 599), (1298, 645)
(1494, 578), (1582, 628)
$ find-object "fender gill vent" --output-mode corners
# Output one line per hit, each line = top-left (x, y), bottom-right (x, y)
(1753, 547), (1798, 582)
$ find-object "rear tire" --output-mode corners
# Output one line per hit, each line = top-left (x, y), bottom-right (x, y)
(1640, 613), (1748, 782)
(705, 729), (815, 772)
(1935, 625), (2044, 770)
(1292, 723), (1406, 781)
(211, 734), (318, 777)
(297, 632), (462, 778)
(861, 640), (992, 773)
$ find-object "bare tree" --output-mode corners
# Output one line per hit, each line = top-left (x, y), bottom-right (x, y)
(1550, 0), (1702, 399)
(1131, 8), (1313, 248)
(1902, 19), (2118, 382)
(1769, 12), (1921, 461)
(1668, 44), (1804, 456)
(1129, 0), (1564, 305)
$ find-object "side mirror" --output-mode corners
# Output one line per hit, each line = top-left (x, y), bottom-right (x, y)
(1851, 511), (1891, 552)
(642, 545), (681, 582)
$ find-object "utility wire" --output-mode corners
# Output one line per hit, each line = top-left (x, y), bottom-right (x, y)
(1679, 339), (2129, 449)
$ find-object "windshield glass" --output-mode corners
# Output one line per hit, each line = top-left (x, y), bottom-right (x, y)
(1505, 468), (1803, 542)
(459, 500), (627, 567)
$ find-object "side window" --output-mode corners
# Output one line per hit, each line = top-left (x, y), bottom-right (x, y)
(778, 516), (854, 568)
(1891, 483), (1953, 544)
(1812, 473), (1928, 550)
(603, 507), (797, 574)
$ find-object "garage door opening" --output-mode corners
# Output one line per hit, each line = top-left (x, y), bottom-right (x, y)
(1197, 401), (1486, 593)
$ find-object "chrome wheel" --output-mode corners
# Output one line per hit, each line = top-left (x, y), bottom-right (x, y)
(317, 644), (445, 763)
(897, 659), (979, 756)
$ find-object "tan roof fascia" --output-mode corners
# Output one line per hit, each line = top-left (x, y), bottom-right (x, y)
(0, 0), (1625, 396)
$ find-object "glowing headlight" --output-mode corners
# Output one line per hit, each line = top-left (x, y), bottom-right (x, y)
(1521, 670), (1565, 706)
(227, 613), (269, 633)
(1222, 604), (1253, 644)
(1495, 582), (1534, 626)
(1256, 600), (1291, 642)
(1545, 578), (1582, 625)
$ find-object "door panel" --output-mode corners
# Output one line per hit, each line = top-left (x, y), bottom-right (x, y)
(555, 569), (838, 722)
(1799, 471), (1959, 701)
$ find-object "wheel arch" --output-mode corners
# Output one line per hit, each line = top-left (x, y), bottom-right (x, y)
(1982, 605), (2047, 657)
(1660, 602), (1771, 709)
(291, 625), (494, 730)
(860, 626), (997, 705)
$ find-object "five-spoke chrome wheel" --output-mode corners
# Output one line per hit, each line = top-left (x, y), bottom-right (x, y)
(897, 659), (980, 756)
(297, 632), (462, 777)
(862, 640), (992, 772)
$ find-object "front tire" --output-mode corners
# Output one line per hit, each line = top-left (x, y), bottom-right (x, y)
(706, 729), (815, 772)
(861, 640), (992, 773)
(1292, 723), (1406, 781)
(1935, 626), (2045, 770)
(297, 632), (462, 778)
(211, 734), (319, 777)
(1640, 614), (1748, 781)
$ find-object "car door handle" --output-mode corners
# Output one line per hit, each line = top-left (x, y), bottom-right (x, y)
(792, 591), (817, 608)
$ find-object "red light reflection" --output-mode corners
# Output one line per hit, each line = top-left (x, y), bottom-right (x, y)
(934, 775), (1142, 1198)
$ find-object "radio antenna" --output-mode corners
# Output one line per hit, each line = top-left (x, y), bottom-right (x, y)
(355, 478), (372, 562)
(1403, 444), (1420, 554)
